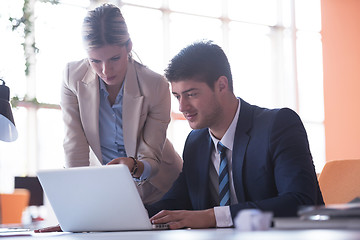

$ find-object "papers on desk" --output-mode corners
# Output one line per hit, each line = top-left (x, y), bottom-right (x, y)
(234, 209), (273, 231)
(298, 202), (360, 218)
(0, 228), (32, 237)
(273, 202), (360, 229)
(274, 217), (360, 229)
(0, 228), (71, 238)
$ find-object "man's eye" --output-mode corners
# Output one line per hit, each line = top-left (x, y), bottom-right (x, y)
(90, 60), (100, 63)
(187, 93), (197, 97)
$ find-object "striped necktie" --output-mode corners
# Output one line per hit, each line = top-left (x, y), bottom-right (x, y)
(218, 142), (230, 206)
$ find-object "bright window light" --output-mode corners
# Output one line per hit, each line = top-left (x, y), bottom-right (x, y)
(0, 0), (326, 180)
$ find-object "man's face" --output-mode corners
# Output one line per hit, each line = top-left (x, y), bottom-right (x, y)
(171, 79), (222, 130)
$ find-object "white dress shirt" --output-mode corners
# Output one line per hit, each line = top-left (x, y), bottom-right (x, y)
(209, 98), (241, 227)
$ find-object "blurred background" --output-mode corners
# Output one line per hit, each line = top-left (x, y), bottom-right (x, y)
(1, 0), (359, 203)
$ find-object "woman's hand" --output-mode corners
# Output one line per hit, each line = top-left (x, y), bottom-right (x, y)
(34, 224), (62, 233)
(107, 157), (144, 178)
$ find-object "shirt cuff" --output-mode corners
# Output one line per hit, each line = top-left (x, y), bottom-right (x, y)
(137, 160), (151, 181)
(214, 206), (233, 227)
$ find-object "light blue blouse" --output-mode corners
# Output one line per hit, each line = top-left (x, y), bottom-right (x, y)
(98, 78), (150, 180)
(99, 78), (126, 164)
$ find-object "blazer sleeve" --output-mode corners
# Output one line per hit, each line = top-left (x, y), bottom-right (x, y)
(134, 68), (172, 178)
(229, 108), (323, 219)
(60, 62), (91, 167)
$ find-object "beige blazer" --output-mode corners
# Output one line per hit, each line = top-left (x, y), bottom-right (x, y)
(60, 59), (182, 204)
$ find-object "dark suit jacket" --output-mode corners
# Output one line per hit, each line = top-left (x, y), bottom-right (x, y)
(147, 99), (324, 220)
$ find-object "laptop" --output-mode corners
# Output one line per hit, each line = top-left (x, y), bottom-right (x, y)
(37, 164), (168, 232)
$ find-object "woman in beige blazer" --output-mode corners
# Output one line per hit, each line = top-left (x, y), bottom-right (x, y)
(61, 3), (182, 204)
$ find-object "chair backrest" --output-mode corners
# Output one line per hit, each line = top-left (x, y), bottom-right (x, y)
(0, 188), (30, 224)
(318, 159), (360, 205)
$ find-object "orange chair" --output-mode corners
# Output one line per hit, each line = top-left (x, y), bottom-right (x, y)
(318, 159), (360, 205)
(0, 188), (30, 224)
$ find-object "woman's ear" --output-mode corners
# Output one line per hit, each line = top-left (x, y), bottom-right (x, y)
(126, 40), (133, 53)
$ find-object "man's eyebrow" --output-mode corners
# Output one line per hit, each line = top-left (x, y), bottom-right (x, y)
(172, 88), (198, 95)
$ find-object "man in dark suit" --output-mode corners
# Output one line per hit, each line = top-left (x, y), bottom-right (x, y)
(147, 41), (324, 229)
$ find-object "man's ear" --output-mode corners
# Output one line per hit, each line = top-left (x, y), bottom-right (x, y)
(217, 76), (229, 93)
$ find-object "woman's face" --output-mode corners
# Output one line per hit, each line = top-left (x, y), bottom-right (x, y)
(87, 44), (130, 88)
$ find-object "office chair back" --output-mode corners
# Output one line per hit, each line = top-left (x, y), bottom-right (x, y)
(318, 159), (360, 205)
(0, 188), (30, 224)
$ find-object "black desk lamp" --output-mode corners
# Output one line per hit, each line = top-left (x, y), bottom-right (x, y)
(0, 78), (19, 224)
(0, 78), (18, 142)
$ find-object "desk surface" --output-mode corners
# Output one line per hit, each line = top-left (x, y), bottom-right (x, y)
(2, 228), (360, 240)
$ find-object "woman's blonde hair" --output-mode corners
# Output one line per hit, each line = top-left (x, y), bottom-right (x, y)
(82, 3), (131, 50)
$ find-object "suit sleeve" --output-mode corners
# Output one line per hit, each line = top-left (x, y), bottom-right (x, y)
(145, 170), (192, 217)
(229, 108), (323, 219)
(60, 63), (90, 167)
(145, 133), (194, 217)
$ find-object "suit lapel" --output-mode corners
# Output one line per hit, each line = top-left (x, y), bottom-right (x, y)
(196, 134), (213, 209)
(232, 99), (253, 203)
(185, 130), (213, 210)
(123, 61), (144, 157)
(78, 63), (102, 163)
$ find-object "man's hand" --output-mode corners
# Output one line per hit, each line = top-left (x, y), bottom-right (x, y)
(150, 209), (216, 229)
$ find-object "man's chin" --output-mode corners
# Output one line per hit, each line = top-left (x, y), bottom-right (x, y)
(188, 122), (205, 130)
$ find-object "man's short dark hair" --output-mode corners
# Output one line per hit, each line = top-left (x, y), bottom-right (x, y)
(164, 40), (233, 92)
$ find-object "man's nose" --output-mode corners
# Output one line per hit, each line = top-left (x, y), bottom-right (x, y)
(178, 97), (189, 113)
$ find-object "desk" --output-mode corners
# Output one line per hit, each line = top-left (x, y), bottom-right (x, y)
(1, 228), (360, 240)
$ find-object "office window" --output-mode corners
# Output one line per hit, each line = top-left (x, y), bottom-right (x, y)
(0, 0), (325, 192)
(120, 6), (164, 73)
(228, 23), (273, 108)
(121, 0), (325, 170)
(228, 0), (278, 25)
(168, 14), (223, 56)
(35, 2), (87, 103)
(295, 0), (325, 171)
(168, 0), (222, 17)
(0, 0), (88, 185)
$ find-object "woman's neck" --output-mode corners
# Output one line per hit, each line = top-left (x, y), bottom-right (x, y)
(106, 83), (122, 106)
